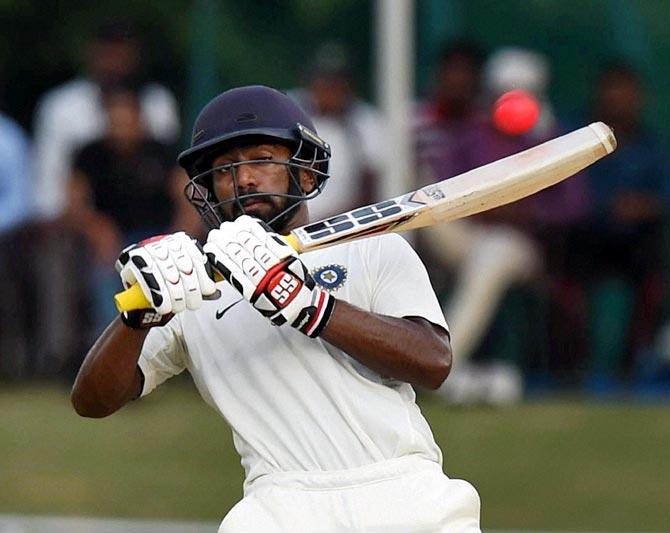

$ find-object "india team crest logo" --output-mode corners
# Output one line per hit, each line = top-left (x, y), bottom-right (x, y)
(311, 264), (348, 292)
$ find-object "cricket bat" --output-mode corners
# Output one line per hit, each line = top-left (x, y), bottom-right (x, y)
(115, 122), (616, 312)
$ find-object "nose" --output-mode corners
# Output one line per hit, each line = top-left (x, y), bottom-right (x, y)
(235, 163), (258, 189)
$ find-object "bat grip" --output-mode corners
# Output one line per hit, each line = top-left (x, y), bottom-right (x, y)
(113, 233), (300, 312)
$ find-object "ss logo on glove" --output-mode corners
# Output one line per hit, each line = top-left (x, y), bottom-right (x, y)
(205, 216), (336, 338)
(268, 272), (301, 306)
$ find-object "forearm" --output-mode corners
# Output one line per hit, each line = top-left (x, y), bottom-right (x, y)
(320, 300), (451, 389)
(71, 317), (148, 418)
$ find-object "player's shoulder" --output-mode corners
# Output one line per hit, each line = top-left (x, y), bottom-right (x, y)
(350, 233), (415, 255)
(307, 234), (412, 264)
(372, 232), (412, 247)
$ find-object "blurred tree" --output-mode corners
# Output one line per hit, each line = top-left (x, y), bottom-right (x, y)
(417, 0), (670, 141)
(0, 0), (372, 137)
(0, 0), (189, 127)
(1, 1), (668, 140)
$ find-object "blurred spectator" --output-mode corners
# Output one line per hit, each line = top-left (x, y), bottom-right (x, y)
(291, 42), (388, 220)
(0, 110), (33, 377)
(415, 41), (542, 405)
(0, 111), (31, 233)
(33, 20), (180, 221)
(574, 62), (669, 394)
(29, 21), (181, 377)
(482, 48), (591, 385)
(64, 86), (200, 333)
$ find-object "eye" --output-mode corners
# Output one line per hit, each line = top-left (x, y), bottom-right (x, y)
(253, 155), (276, 167)
(215, 162), (232, 172)
(213, 163), (233, 180)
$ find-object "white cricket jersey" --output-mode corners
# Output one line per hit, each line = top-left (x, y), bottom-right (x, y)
(138, 233), (448, 492)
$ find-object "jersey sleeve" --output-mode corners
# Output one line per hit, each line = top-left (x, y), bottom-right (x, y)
(365, 234), (449, 333)
(137, 316), (187, 397)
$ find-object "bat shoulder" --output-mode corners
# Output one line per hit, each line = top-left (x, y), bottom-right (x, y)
(356, 232), (416, 256)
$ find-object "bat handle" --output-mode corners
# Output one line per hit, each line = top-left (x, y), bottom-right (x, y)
(113, 272), (224, 312)
(113, 232), (301, 312)
(114, 283), (149, 313)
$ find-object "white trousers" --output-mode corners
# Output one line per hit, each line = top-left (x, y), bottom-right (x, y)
(424, 219), (541, 365)
(218, 456), (481, 532)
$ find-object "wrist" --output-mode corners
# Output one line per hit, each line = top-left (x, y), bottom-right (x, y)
(293, 289), (337, 338)
(121, 310), (174, 330)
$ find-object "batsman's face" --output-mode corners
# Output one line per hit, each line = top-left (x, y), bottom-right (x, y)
(211, 143), (294, 223)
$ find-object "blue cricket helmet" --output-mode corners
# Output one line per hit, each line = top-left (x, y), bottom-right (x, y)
(179, 85), (331, 230)
(178, 85), (330, 177)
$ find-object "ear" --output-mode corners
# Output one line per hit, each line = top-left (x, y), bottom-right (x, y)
(299, 169), (317, 194)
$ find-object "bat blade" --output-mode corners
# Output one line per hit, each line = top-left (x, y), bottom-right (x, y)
(115, 122), (615, 312)
(287, 122), (616, 252)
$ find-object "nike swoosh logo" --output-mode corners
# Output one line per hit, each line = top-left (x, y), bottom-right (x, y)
(215, 298), (244, 320)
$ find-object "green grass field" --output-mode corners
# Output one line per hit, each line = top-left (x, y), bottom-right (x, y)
(1, 380), (668, 531)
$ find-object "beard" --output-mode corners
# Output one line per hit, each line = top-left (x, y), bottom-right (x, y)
(224, 191), (291, 227)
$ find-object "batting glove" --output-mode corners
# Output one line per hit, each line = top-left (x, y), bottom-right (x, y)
(204, 216), (336, 338)
(116, 232), (220, 329)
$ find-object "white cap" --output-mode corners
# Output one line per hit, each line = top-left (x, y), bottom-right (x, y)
(483, 47), (550, 98)
(483, 47), (556, 136)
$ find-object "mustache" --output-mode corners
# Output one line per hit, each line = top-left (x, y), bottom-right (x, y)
(235, 189), (290, 207)
(236, 188), (270, 201)
(229, 191), (273, 218)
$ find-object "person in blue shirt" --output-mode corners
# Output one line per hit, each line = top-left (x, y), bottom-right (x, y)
(0, 110), (32, 378)
(576, 62), (668, 394)
(0, 112), (31, 234)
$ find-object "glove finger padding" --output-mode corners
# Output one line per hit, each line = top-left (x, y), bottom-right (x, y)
(238, 215), (294, 262)
(237, 230), (278, 276)
(205, 216), (336, 337)
(148, 238), (187, 314)
(204, 239), (259, 303)
(117, 244), (174, 316)
(116, 232), (220, 323)
(182, 238), (219, 308)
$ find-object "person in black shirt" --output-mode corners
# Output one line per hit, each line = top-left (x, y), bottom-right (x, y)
(65, 86), (200, 332)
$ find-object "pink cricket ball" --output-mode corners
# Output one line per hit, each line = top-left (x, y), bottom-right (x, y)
(493, 90), (540, 135)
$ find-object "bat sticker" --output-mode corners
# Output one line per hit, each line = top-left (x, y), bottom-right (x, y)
(418, 185), (446, 201)
(298, 195), (426, 243)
